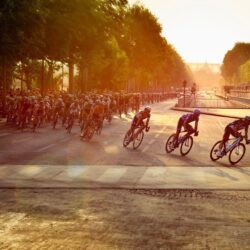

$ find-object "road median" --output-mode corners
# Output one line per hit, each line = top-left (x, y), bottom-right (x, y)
(171, 107), (248, 119)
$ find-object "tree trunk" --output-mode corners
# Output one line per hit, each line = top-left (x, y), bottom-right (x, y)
(41, 59), (45, 96)
(47, 61), (54, 91)
(61, 63), (64, 91)
(68, 59), (74, 93)
(2, 59), (7, 117)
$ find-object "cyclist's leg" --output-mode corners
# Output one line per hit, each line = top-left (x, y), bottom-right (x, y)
(174, 118), (183, 145)
(219, 125), (231, 152)
(186, 124), (195, 135)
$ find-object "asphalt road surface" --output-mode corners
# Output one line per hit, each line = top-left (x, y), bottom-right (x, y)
(0, 99), (249, 167)
(1, 100), (250, 250)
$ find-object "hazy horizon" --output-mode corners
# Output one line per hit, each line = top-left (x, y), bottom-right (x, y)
(129, 0), (250, 64)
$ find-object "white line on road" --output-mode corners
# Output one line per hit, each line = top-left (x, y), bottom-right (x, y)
(148, 139), (155, 145)
(154, 134), (160, 139)
(216, 118), (225, 133)
(12, 137), (32, 144)
(59, 138), (71, 143)
(0, 133), (10, 137)
(97, 168), (127, 183)
(142, 125), (167, 153)
(142, 144), (150, 153)
(36, 143), (56, 152)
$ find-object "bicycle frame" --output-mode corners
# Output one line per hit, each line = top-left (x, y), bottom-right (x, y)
(225, 137), (242, 154)
(177, 130), (193, 145)
(132, 125), (145, 140)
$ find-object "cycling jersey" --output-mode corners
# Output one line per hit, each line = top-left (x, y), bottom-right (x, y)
(222, 119), (249, 144)
(69, 103), (79, 115)
(132, 111), (150, 127)
(181, 113), (199, 124)
(176, 113), (199, 135)
(228, 119), (249, 131)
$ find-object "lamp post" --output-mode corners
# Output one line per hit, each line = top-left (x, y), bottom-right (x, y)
(183, 80), (187, 107)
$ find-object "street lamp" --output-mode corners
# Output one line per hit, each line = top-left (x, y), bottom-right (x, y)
(183, 80), (187, 107)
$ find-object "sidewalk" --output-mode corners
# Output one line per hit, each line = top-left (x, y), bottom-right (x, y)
(1, 165), (250, 190)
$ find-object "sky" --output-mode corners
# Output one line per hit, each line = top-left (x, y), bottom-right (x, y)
(128, 0), (250, 64)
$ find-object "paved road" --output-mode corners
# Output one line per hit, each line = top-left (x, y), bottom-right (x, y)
(0, 99), (250, 188)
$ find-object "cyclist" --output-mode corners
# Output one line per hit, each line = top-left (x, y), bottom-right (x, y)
(127, 106), (151, 138)
(216, 116), (250, 156)
(53, 97), (65, 127)
(174, 109), (200, 146)
(66, 100), (80, 130)
(81, 98), (104, 136)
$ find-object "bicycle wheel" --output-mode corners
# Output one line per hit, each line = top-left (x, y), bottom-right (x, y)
(32, 121), (37, 132)
(53, 114), (58, 129)
(123, 131), (131, 147)
(133, 130), (144, 150)
(96, 120), (103, 135)
(229, 143), (246, 165)
(210, 141), (222, 161)
(108, 113), (112, 123)
(165, 134), (176, 153)
(86, 126), (95, 141)
(180, 135), (193, 156)
(67, 120), (74, 133)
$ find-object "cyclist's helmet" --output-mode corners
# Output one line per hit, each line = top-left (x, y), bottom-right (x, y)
(245, 116), (250, 123)
(144, 106), (151, 113)
(193, 109), (201, 117)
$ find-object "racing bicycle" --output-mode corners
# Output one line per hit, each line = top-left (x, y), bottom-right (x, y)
(123, 125), (150, 150)
(210, 136), (247, 165)
(165, 130), (197, 156)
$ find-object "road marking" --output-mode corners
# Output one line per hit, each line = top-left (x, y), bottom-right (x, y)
(97, 168), (127, 183)
(154, 134), (160, 138)
(148, 139), (155, 145)
(0, 133), (10, 137)
(12, 137), (32, 144)
(216, 118), (224, 133)
(139, 168), (166, 184)
(36, 143), (56, 152)
(59, 138), (71, 143)
(142, 144), (150, 153)
(142, 125), (167, 153)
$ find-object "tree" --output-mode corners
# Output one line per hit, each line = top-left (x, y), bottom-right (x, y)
(0, 0), (45, 90)
(221, 43), (250, 84)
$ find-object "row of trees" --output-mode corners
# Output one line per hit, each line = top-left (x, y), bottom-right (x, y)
(0, 0), (192, 94)
(221, 42), (250, 84)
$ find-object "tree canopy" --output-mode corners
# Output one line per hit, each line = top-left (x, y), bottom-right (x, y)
(0, 0), (192, 93)
(221, 42), (250, 84)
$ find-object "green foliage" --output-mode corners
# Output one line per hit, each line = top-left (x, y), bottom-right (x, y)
(239, 60), (250, 83)
(221, 43), (250, 84)
(0, 0), (192, 92)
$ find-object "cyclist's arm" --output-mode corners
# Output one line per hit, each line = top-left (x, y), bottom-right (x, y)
(194, 119), (199, 132)
(182, 120), (188, 130)
(231, 126), (241, 138)
(245, 125), (249, 143)
(145, 116), (150, 129)
(135, 117), (142, 127)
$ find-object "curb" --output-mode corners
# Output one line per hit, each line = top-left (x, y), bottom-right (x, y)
(230, 99), (250, 108)
(171, 107), (242, 119)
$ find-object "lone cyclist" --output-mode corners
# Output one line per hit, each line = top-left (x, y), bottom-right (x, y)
(174, 109), (200, 146)
(127, 106), (151, 138)
(216, 116), (250, 156)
